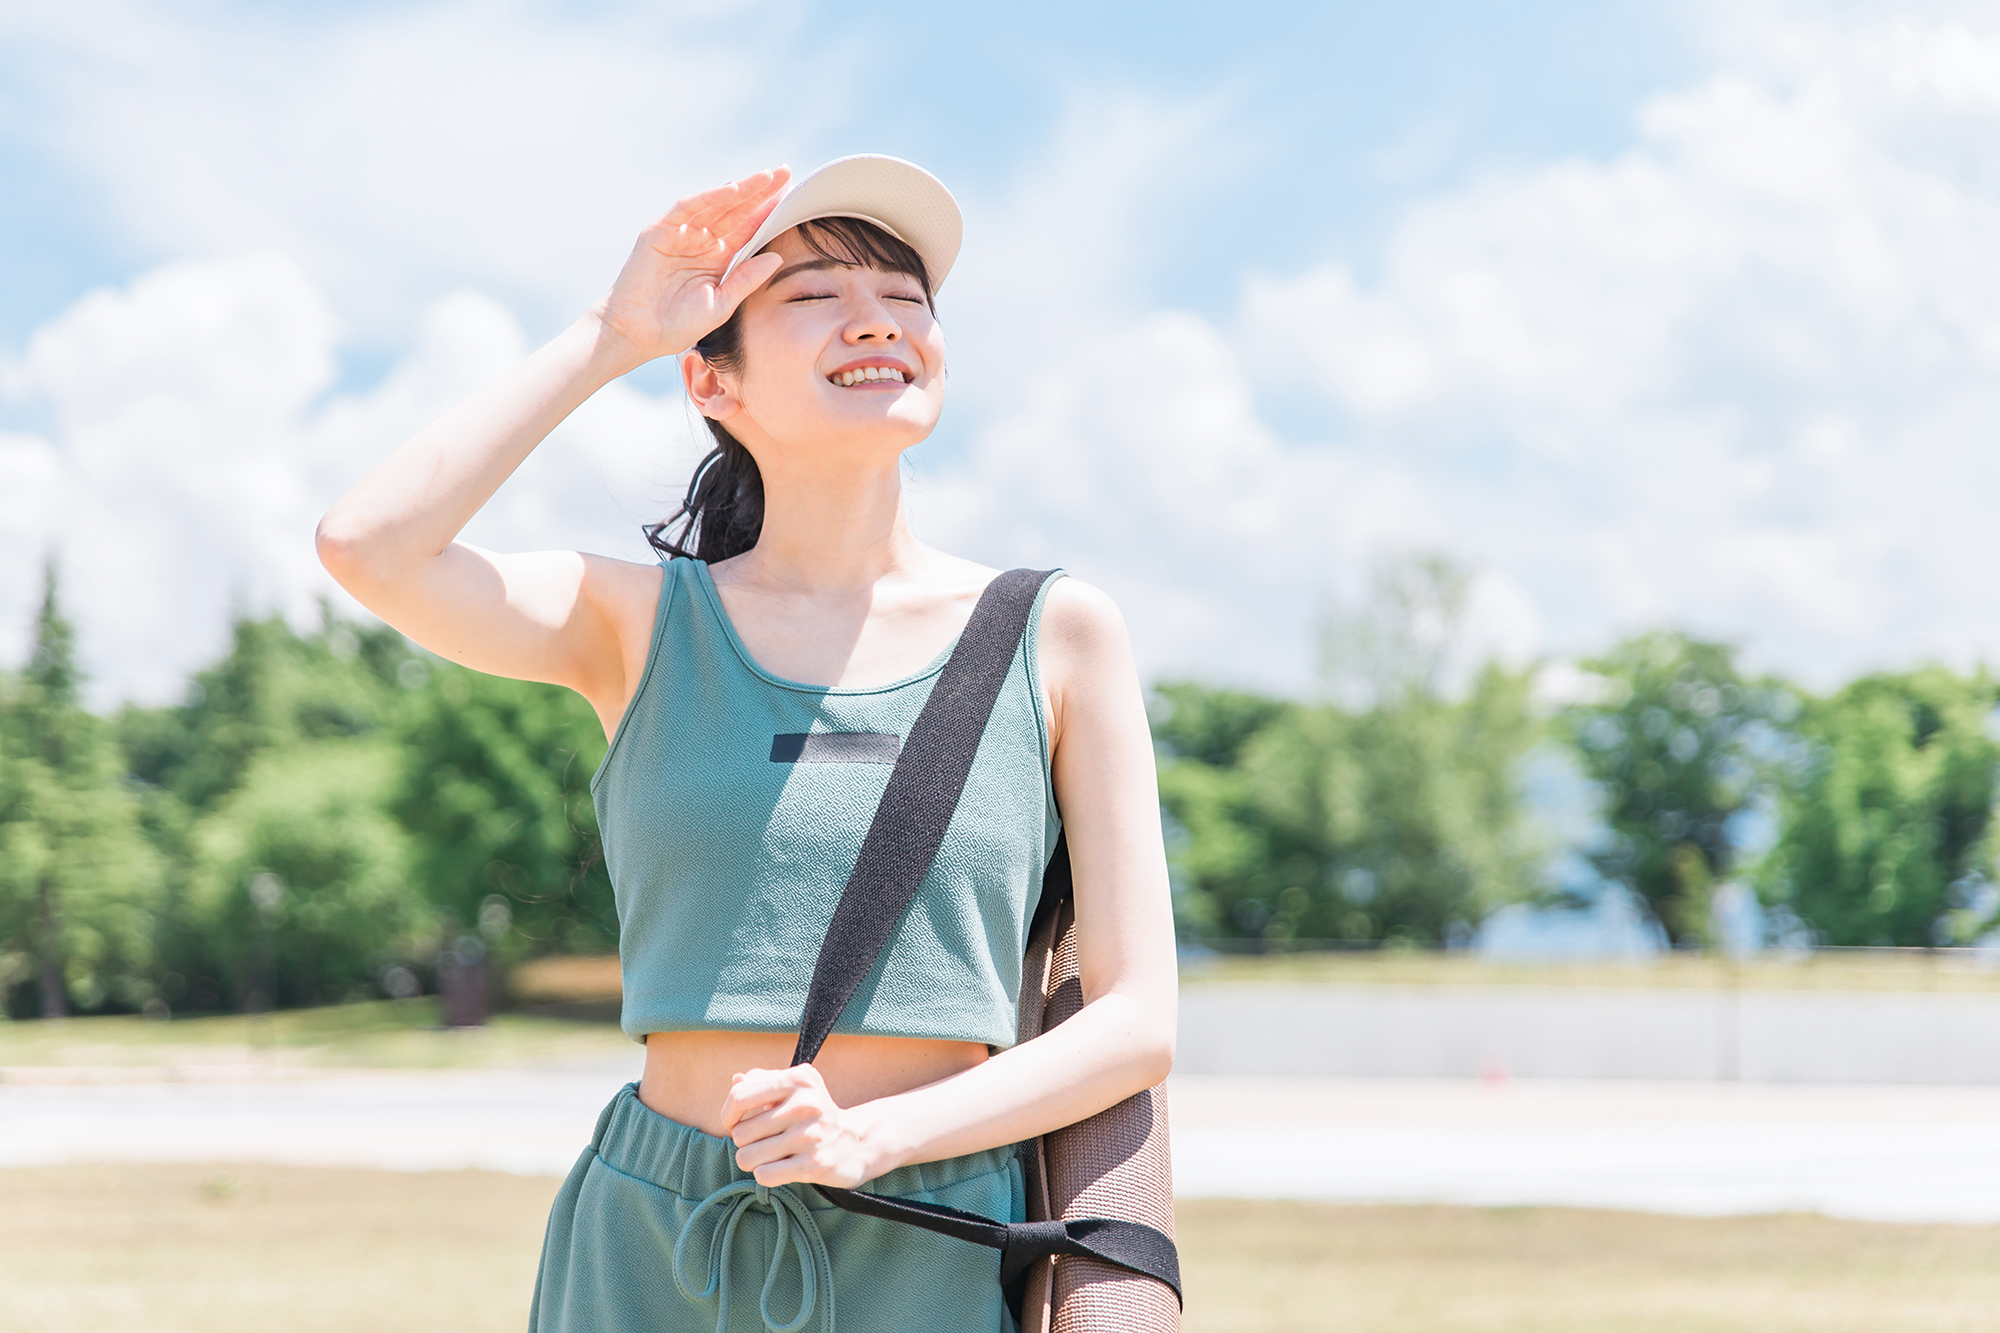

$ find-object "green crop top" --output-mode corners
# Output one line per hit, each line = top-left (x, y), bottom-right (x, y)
(590, 558), (1064, 1047)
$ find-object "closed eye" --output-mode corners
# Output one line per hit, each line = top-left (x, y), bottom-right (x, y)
(782, 287), (927, 306)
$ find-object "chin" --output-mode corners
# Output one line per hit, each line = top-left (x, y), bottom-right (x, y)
(780, 417), (935, 464)
(828, 400), (939, 442)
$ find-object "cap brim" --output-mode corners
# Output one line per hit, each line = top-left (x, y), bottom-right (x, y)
(722, 154), (963, 294)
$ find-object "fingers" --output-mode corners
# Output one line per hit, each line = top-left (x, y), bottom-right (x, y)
(717, 1073), (780, 1135)
(708, 185), (791, 308)
(704, 167), (790, 239)
(718, 1068), (863, 1187)
(733, 1121), (798, 1171)
(729, 1098), (819, 1173)
(742, 1145), (814, 1183)
(664, 178), (772, 232)
(656, 166), (790, 235)
(716, 185), (787, 257)
(714, 250), (786, 311)
(729, 1095), (817, 1149)
(737, 1127), (864, 1189)
(717, 1064), (818, 1134)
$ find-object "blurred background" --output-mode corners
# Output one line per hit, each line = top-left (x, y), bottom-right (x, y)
(10, 2), (2000, 1330)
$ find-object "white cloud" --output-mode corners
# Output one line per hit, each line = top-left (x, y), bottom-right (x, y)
(4, 0), (846, 339)
(0, 1), (806, 702)
(0, 255), (697, 707)
(15, 2), (2000, 706)
(1232, 4), (2000, 687)
(909, 93), (1401, 688)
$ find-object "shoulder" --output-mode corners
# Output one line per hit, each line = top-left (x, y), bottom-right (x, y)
(580, 552), (668, 621)
(1037, 577), (1137, 722)
(1040, 576), (1130, 659)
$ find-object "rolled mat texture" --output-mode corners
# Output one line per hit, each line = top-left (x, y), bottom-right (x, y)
(1015, 893), (1180, 1332)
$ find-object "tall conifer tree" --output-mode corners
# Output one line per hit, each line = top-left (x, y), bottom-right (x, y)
(27, 558), (76, 1015)
(1, 555), (159, 1017)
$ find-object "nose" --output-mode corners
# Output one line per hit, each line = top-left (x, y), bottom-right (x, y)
(843, 292), (902, 344)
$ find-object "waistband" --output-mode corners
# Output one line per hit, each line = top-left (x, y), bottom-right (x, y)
(589, 1082), (1020, 1204)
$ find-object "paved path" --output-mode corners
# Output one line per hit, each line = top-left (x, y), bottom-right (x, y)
(7, 1065), (1999, 1223)
(1169, 1077), (2000, 1223)
(1178, 984), (2000, 1083)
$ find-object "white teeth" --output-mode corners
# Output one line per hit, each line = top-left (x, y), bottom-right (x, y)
(830, 367), (907, 386)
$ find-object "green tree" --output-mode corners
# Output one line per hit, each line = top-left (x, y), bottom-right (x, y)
(1155, 691), (1323, 940)
(392, 666), (615, 957)
(1157, 557), (1542, 945)
(0, 559), (162, 1017)
(1160, 668), (1541, 945)
(114, 607), (426, 1010)
(1755, 667), (2000, 946)
(117, 606), (408, 813)
(1561, 631), (1783, 946)
(185, 740), (423, 1008)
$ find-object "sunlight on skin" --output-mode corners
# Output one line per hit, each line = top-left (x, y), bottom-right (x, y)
(317, 167), (1178, 1192)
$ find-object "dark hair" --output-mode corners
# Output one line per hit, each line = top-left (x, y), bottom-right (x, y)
(644, 216), (936, 563)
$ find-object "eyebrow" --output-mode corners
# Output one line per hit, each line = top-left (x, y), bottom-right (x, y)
(769, 258), (847, 283)
(768, 257), (922, 286)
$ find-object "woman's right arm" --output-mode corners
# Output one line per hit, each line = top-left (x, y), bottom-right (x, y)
(314, 169), (790, 720)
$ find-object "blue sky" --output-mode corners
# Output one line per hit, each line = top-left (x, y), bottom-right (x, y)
(5, 0), (2000, 711)
(0, 1), (1699, 353)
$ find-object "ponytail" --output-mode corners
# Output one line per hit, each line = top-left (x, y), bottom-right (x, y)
(643, 422), (764, 563)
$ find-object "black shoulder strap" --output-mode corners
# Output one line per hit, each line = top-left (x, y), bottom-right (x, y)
(789, 566), (1184, 1314)
(791, 567), (1056, 1067)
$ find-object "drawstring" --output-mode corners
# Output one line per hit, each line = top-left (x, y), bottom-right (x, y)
(672, 1179), (836, 1333)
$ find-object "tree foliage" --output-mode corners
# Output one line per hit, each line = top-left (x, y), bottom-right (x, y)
(185, 740), (421, 1009)
(0, 560), (162, 1017)
(1755, 668), (2000, 946)
(3, 580), (618, 1017)
(117, 610), (408, 813)
(1560, 632), (1788, 946)
(18, 542), (2000, 1014)
(1159, 555), (1544, 945)
(393, 667), (614, 957)
(1159, 666), (1543, 944)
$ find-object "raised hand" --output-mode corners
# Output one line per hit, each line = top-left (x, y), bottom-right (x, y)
(593, 167), (792, 366)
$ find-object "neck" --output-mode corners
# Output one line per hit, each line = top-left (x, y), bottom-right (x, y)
(734, 447), (920, 594)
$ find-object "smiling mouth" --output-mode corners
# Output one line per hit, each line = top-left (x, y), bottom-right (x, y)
(827, 366), (909, 387)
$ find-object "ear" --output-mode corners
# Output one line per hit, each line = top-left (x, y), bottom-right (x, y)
(682, 352), (740, 422)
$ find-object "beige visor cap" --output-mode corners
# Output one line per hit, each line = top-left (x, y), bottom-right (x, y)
(723, 154), (964, 294)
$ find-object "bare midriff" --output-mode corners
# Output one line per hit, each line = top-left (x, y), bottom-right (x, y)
(640, 1030), (990, 1139)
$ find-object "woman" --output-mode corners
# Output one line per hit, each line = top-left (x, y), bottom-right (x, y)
(317, 156), (1177, 1331)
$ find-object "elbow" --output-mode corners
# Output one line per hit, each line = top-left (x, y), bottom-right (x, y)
(314, 514), (351, 579)
(1095, 987), (1175, 1091)
(315, 509), (377, 592)
(1143, 1029), (1175, 1089)
(1134, 1008), (1176, 1089)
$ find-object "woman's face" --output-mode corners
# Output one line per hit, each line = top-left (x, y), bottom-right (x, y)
(688, 227), (947, 466)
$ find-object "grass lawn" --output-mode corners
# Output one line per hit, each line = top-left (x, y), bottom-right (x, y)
(0, 1000), (636, 1072)
(3, 1164), (1998, 1332)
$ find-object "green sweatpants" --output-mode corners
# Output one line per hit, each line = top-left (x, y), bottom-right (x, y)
(530, 1082), (1024, 1333)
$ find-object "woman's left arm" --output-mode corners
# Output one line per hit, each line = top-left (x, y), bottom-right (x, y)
(722, 578), (1179, 1186)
